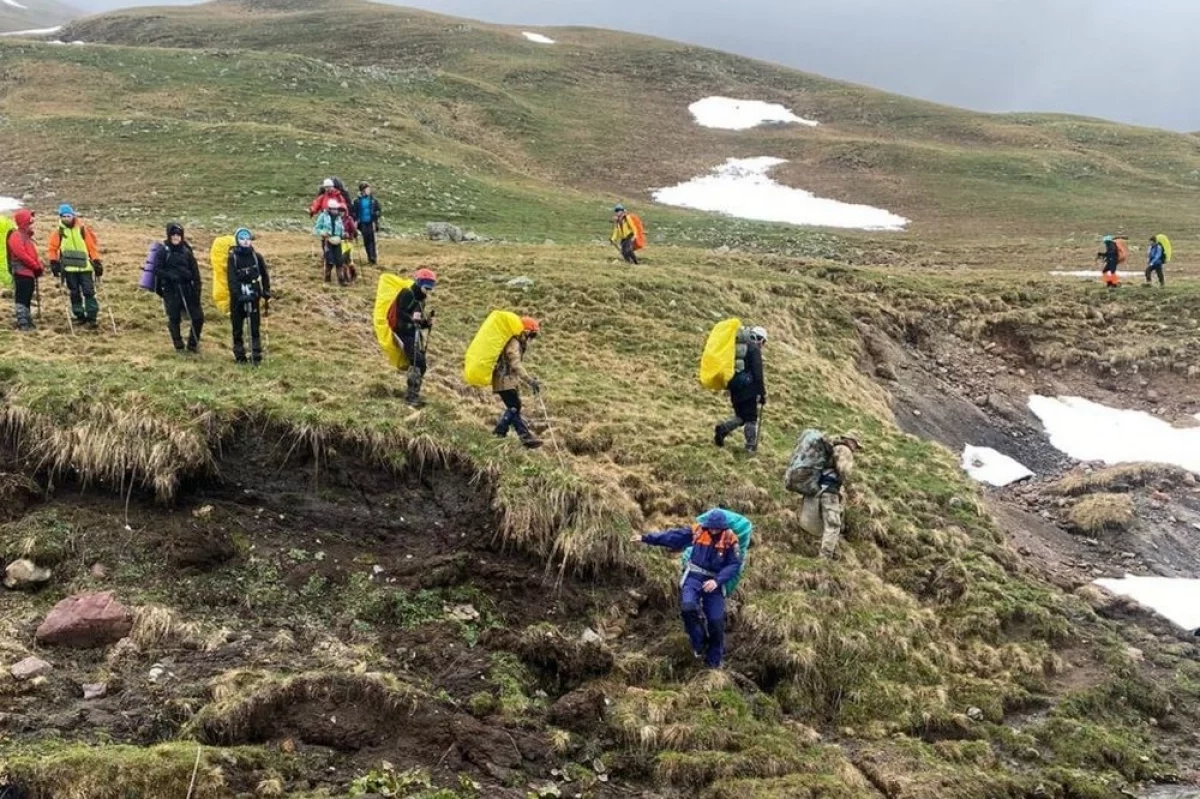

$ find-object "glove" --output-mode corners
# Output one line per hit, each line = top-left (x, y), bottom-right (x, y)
(93, 261), (104, 278)
(759, 394), (767, 406)
(50, 261), (62, 279)
(529, 378), (542, 395)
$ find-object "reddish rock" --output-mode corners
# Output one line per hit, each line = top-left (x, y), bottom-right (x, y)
(35, 592), (133, 648)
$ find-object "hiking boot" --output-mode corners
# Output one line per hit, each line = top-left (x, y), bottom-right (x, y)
(714, 424), (727, 448)
(407, 398), (426, 409)
(521, 438), (544, 449)
(744, 422), (759, 455)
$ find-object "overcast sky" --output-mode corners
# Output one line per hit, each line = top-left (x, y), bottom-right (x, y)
(67, 0), (1200, 131)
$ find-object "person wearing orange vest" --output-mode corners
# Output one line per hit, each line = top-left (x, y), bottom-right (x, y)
(610, 205), (639, 265)
(47, 204), (103, 327)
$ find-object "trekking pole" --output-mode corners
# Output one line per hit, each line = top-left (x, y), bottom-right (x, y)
(178, 286), (199, 349)
(261, 295), (270, 360)
(96, 276), (118, 333)
(536, 392), (570, 471)
(34, 276), (42, 321)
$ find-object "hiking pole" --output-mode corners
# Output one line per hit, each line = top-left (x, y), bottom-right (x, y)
(261, 295), (270, 361)
(178, 285), (200, 351)
(536, 392), (570, 471)
(96, 276), (118, 333)
(34, 276), (41, 321)
(60, 281), (75, 336)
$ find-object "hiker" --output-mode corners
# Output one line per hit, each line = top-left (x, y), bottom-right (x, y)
(226, 227), (271, 365)
(390, 268), (437, 408)
(154, 222), (204, 353)
(1146, 236), (1166, 287)
(314, 200), (352, 285)
(1096, 235), (1121, 289)
(6, 209), (44, 331)
(610, 205), (639, 265)
(493, 316), (543, 448)
(784, 430), (861, 559)
(47, 204), (103, 328)
(309, 178), (349, 217)
(714, 326), (768, 454)
(352, 182), (382, 266)
(630, 508), (744, 669)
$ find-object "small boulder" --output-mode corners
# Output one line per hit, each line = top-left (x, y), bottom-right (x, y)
(82, 682), (108, 700)
(4, 558), (52, 590)
(10, 656), (52, 681)
(426, 222), (465, 243)
(89, 563), (108, 580)
(36, 592), (133, 648)
(506, 276), (534, 290)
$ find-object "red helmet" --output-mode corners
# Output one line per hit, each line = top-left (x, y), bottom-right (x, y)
(413, 268), (438, 282)
(521, 316), (540, 334)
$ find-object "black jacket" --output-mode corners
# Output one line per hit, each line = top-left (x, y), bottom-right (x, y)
(391, 286), (429, 334)
(154, 241), (201, 294)
(227, 246), (271, 304)
(732, 344), (766, 402)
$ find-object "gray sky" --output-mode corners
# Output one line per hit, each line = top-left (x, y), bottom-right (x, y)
(68, 0), (1200, 131)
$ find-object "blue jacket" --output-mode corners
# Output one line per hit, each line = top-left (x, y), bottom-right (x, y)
(313, 212), (347, 240)
(1148, 242), (1165, 268)
(643, 525), (742, 587)
(354, 195), (381, 225)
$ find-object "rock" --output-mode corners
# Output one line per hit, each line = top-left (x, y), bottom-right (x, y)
(548, 686), (606, 733)
(445, 603), (480, 623)
(1151, 491), (1170, 503)
(89, 563), (108, 580)
(973, 395), (988, 407)
(543, 239), (556, 246)
(505, 276), (534, 290)
(148, 662), (170, 682)
(1184, 472), (1198, 487)
(967, 706), (984, 721)
(192, 505), (213, 518)
(1146, 389), (1160, 403)
(426, 222), (465, 243)
(874, 363), (898, 381)
(10, 656), (52, 681)
(580, 628), (603, 645)
(4, 558), (52, 590)
(105, 637), (139, 667)
(82, 682), (107, 700)
(36, 592), (133, 648)
(1126, 647), (1144, 662)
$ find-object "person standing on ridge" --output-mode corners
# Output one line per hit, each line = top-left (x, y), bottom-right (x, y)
(314, 200), (351, 285)
(389, 268), (437, 408)
(714, 326), (768, 454)
(154, 222), (205, 354)
(630, 508), (744, 669)
(227, 227), (271, 365)
(610, 205), (639, 265)
(1146, 236), (1166, 288)
(47, 204), (103, 328)
(6, 209), (44, 331)
(352, 182), (382, 266)
(493, 316), (544, 448)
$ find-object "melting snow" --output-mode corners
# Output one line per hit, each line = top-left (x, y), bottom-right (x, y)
(1049, 270), (1102, 278)
(1028, 395), (1200, 473)
(961, 445), (1034, 487)
(689, 96), (818, 130)
(0, 196), (22, 214)
(522, 32), (555, 44)
(653, 156), (908, 231)
(1094, 575), (1200, 631)
(0, 26), (63, 36)
(2, 0), (28, 9)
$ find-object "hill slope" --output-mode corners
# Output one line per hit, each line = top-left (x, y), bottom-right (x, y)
(0, 0), (78, 33)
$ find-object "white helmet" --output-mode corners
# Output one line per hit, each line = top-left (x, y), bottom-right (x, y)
(327, 200), (343, 211)
(749, 326), (768, 343)
(322, 178), (335, 189)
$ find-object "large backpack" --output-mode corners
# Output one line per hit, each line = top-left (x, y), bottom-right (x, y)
(1114, 238), (1128, 266)
(699, 318), (742, 391)
(1155, 234), (1173, 263)
(680, 509), (753, 596)
(374, 273), (413, 369)
(628, 214), (647, 251)
(784, 429), (833, 496)
(0, 216), (15, 288)
(210, 235), (235, 315)
(139, 241), (164, 292)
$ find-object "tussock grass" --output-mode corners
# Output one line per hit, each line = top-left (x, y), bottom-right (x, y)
(131, 604), (212, 650)
(1067, 494), (1136, 534)
(1053, 463), (1191, 496)
(0, 742), (230, 799)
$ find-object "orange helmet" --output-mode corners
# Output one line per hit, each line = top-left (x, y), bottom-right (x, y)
(521, 316), (540, 334)
(413, 268), (438, 289)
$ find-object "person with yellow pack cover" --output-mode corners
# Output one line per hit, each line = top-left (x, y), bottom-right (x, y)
(493, 316), (543, 449)
(47, 204), (103, 328)
(714, 326), (768, 454)
(388, 268), (437, 408)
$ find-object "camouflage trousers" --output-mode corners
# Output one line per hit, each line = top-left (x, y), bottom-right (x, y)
(818, 491), (845, 559)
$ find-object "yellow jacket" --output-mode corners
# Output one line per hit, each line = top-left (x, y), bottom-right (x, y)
(610, 216), (636, 244)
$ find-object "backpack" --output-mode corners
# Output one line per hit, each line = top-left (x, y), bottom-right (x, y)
(628, 214), (647, 251)
(681, 509), (753, 596)
(139, 241), (164, 292)
(374, 274), (414, 369)
(1155, 234), (1173, 263)
(0, 216), (14, 288)
(699, 318), (742, 391)
(210, 235), (236, 315)
(1114, 238), (1128, 265)
(784, 429), (833, 496)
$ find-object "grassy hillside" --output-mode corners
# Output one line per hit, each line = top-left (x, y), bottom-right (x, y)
(0, 0), (78, 34)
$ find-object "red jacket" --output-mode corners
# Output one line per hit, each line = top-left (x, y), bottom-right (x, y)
(309, 189), (349, 217)
(6, 211), (43, 279)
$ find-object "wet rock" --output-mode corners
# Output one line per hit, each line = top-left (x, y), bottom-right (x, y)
(4, 558), (51, 590)
(36, 591), (133, 648)
(10, 656), (52, 681)
(82, 682), (107, 700)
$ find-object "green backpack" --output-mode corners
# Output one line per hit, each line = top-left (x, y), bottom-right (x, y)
(0, 215), (15, 289)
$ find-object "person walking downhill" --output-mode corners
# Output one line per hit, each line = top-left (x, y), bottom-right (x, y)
(47, 204), (103, 328)
(352, 182), (383, 266)
(314, 200), (351, 285)
(610, 205), (640, 265)
(389, 268), (437, 408)
(5, 209), (44, 331)
(226, 228), (271, 365)
(714, 326), (768, 454)
(154, 222), (205, 353)
(492, 316), (544, 448)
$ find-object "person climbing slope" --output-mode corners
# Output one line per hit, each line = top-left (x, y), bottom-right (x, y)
(227, 227), (271, 365)
(47, 204), (103, 328)
(1146, 235), (1167, 288)
(631, 508), (744, 669)
(352, 182), (383, 266)
(314, 200), (351, 285)
(493, 316), (543, 449)
(610, 205), (640, 265)
(714, 326), (768, 454)
(6, 209), (44, 331)
(154, 222), (205, 354)
(389, 268), (437, 408)
(784, 429), (861, 559)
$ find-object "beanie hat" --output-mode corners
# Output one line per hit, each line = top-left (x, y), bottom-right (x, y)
(613, 204), (625, 213)
(697, 508), (732, 531)
(1103, 235), (1114, 244)
(58, 204), (76, 217)
(166, 222), (184, 238)
(235, 227), (253, 246)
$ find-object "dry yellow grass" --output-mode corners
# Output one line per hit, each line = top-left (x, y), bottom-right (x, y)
(1067, 493), (1136, 533)
(1053, 463), (1190, 496)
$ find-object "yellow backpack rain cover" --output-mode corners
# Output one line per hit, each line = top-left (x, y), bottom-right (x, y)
(464, 310), (524, 388)
(1155, 234), (1173, 262)
(210, 235), (235, 315)
(699, 318), (742, 391)
(374, 273), (414, 370)
(0, 216), (14, 289)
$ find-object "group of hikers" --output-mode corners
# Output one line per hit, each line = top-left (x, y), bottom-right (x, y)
(1095, 233), (1173, 288)
(309, 177), (383, 286)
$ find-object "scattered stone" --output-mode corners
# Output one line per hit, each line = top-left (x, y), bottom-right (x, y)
(89, 563), (108, 580)
(543, 239), (556, 246)
(82, 682), (107, 700)
(506, 276), (534, 290)
(1018, 546), (1032, 556)
(1151, 491), (1170, 503)
(36, 592), (134, 648)
(967, 706), (984, 721)
(1146, 389), (1160, 402)
(192, 505), (214, 518)
(10, 656), (52, 681)
(426, 222), (465, 242)
(1184, 473), (1198, 487)
(4, 558), (52, 590)
(580, 628), (603, 645)
(1126, 647), (1145, 662)
(148, 662), (168, 682)
(874, 363), (898, 381)
(445, 603), (480, 623)
(106, 637), (139, 667)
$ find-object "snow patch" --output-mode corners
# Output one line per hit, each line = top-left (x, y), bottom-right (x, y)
(1094, 575), (1200, 631)
(0, 26), (64, 37)
(522, 31), (555, 44)
(2, 0), (29, 9)
(1049, 271), (1100, 278)
(48, 40), (87, 45)
(1029, 395), (1200, 473)
(961, 445), (1034, 487)
(653, 156), (908, 231)
(689, 96), (818, 130)
(0, 196), (22, 214)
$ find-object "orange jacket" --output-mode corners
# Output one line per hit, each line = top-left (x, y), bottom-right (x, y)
(48, 221), (101, 265)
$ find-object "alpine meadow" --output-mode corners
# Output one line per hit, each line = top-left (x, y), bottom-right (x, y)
(1, 2), (1200, 798)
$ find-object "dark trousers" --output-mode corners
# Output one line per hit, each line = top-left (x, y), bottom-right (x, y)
(361, 223), (378, 264)
(620, 236), (639, 265)
(1145, 265), (1164, 286)
(323, 241), (350, 285)
(680, 572), (726, 668)
(494, 389), (534, 440)
(64, 270), (98, 322)
(231, 299), (262, 363)
(162, 284), (204, 351)
(13, 275), (35, 329)
(397, 328), (427, 403)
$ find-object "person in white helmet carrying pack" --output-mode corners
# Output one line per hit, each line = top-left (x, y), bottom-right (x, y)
(714, 325), (768, 454)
